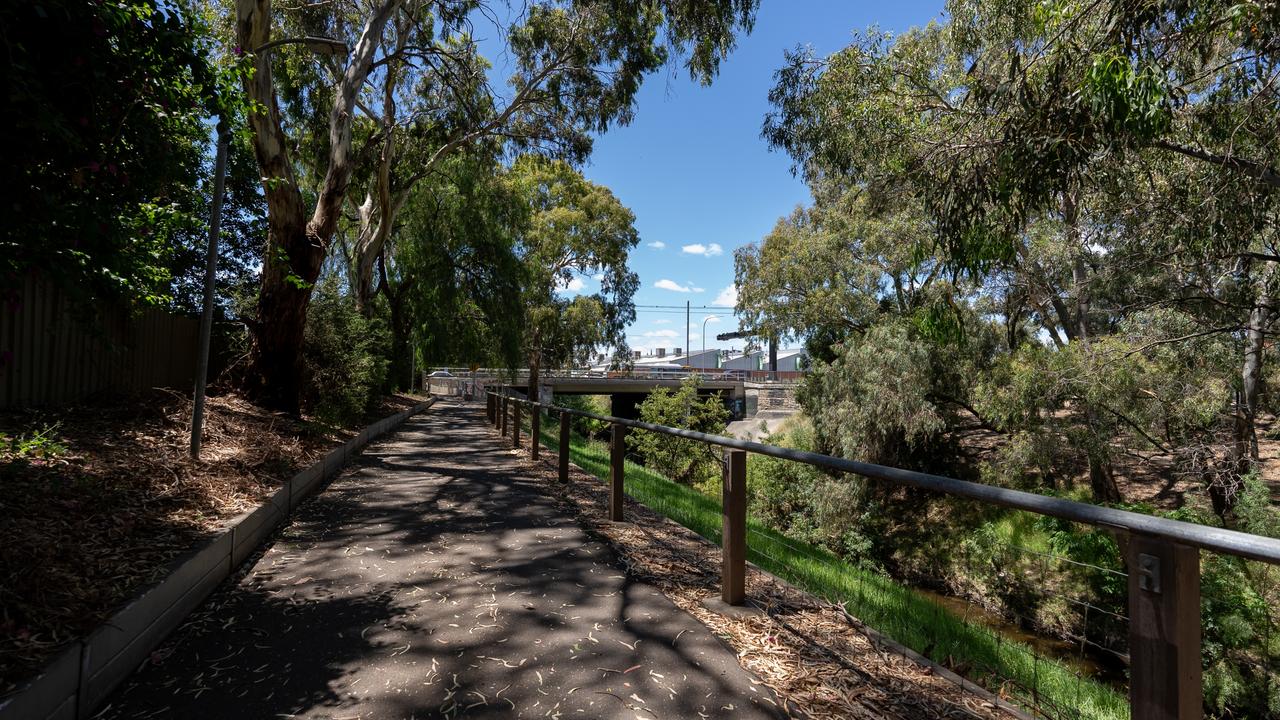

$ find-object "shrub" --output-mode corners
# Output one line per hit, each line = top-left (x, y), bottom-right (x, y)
(628, 376), (729, 489)
(301, 276), (391, 425)
(554, 394), (610, 439)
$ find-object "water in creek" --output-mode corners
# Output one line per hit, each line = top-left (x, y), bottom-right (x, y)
(913, 587), (1130, 689)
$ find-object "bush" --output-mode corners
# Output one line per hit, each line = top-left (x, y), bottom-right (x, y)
(628, 376), (729, 489)
(554, 394), (610, 439)
(301, 276), (391, 425)
(746, 417), (883, 569)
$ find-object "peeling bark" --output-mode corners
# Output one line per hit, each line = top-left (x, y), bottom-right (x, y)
(235, 0), (401, 411)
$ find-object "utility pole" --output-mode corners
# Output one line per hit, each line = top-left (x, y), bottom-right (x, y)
(190, 120), (231, 460)
(685, 300), (690, 364)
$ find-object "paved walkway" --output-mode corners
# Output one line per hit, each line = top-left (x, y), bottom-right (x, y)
(97, 400), (783, 719)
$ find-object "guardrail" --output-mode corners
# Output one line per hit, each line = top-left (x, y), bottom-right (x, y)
(485, 388), (1280, 720)
(431, 367), (802, 383)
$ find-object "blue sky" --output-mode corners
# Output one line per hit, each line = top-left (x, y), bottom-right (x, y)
(489, 1), (947, 355)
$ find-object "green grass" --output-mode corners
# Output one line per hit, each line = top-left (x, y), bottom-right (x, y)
(521, 413), (1129, 720)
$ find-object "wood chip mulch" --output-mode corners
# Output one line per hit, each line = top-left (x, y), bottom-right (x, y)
(504, 439), (1024, 720)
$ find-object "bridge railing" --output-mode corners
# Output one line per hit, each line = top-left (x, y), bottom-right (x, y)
(431, 367), (801, 383)
(484, 388), (1280, 720)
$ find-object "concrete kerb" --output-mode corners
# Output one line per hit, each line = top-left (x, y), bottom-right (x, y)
(289, 461), (324, 511)
(231, 487), (289, 567)
(0, 645), (79, 720)
(79, 533), (235, 713)
(0, 396), (437, 720)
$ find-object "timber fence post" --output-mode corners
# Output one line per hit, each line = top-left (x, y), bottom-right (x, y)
(501, 395), (508, 436)
(512, 401), (521, 448)
(722, 448), (747, 605)
(609, 423), (627, 521)
(530, 403), (540, 460)
(1127, 533), (1202, 720)
(558, 410), (570, 482)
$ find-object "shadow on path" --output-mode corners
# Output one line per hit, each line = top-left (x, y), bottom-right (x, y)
(96, 400), (783, 719)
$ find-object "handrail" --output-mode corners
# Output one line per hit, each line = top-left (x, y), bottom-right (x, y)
(435, 368), (802, 383)
(489, 389), (1280, 566)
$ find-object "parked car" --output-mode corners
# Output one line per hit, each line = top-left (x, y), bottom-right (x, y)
(427, 370), (453, 378)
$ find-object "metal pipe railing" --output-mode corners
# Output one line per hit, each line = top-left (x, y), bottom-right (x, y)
(486, 388), (1280, 720)
(491, 389), (1279, 563)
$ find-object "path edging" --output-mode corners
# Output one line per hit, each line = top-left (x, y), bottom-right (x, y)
(0, 397), (436, 720)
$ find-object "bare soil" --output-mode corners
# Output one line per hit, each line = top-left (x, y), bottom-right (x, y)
(0, 391), (419, 697)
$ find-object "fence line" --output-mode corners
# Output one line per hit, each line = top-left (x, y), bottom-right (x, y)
(0, 275), (199, 407)
(489, 387), (1280, 720)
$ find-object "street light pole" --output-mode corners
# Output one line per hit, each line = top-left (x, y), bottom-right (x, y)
(701, 315), (720, 369)
(190, 119), (230, 460)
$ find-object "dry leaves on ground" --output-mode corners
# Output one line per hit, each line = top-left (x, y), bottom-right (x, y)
(507, 440), (1023, 720)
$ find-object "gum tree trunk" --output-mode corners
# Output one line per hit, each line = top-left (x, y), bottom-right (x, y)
(235, 0), (400, 411)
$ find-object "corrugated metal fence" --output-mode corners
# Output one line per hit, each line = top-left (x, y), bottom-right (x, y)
(0, 275), (198, 407)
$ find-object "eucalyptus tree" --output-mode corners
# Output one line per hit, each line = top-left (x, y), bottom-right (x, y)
(382, 149), (527, 381)
(231, 0), (757, 412)
(511, 155), (639, 397)
(761, 0), (1278, 506)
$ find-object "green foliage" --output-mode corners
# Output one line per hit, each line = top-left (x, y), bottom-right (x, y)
(746, 418), (883, 570)
(511, 155), (641, 371)
(1082, 54), (1173, 142)
(799, 320), (946, 467)
(0, 425), (68, 462)
(1, 0), (228, 306)
(301, 276), (391, 425)
(393, 152), (527, 373)
(553, 394), (611, 439)
(628, 376), (730, 488)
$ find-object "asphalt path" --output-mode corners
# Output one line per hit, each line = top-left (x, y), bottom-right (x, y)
(96, 400), (783, 719)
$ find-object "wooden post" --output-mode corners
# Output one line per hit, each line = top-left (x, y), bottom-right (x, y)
(1127, 533), (1202, 720)
(486, 393), (494, 424)
(500, 395), (508, 436)
(722, 449), (747, 605)
(609, 423), (627, 521)
(558, 411), (571, 482)
(530, 405), (541, 460)
(512, 401), (522, 448)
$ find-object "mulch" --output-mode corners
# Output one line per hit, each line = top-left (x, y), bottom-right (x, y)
(503, 429), (1019, 720)
(0, 391), (417, 697)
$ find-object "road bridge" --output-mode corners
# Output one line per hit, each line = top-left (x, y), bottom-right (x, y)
(431, 369), (749, 420)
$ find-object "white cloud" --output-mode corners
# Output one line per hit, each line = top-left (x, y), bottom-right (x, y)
(563, 277), (585, 292)
(592, 273), (605, 281)
(712, 284), (738, 307)
(642, 329), (679, 339)
(654, 279), (692, 293)
(681, 243), (723, 257)
(647, 241), (666, 249)
(690, 285), (705, 293)
(703, 316), (721, 324)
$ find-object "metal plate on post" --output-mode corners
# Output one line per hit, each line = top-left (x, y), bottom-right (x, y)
(1127, 533), (1201, 720)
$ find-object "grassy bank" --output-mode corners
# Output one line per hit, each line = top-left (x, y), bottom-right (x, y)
(526, 416), (1130, 720)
